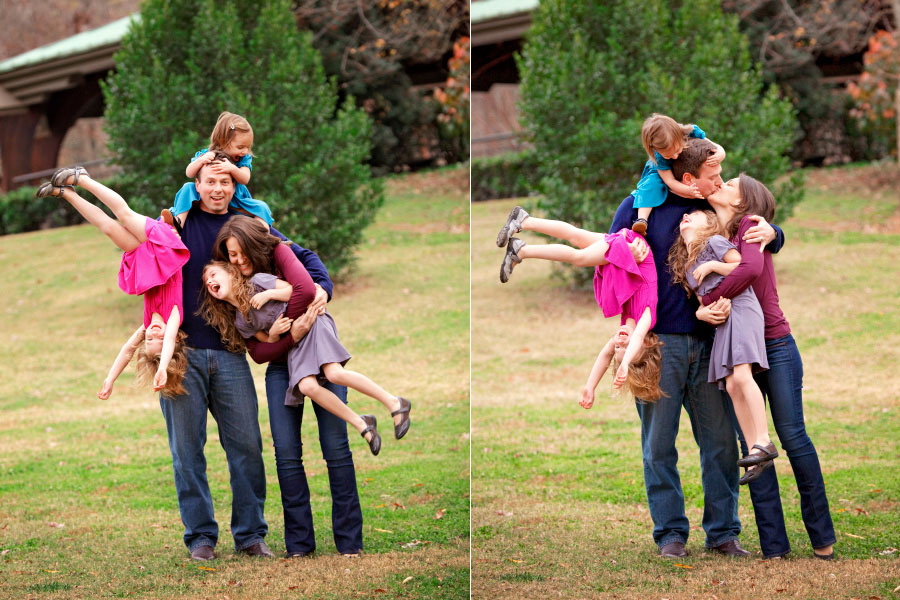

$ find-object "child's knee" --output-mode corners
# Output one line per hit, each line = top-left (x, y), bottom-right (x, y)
(298, 376), (319, 397)
(321, 362), (343, 383)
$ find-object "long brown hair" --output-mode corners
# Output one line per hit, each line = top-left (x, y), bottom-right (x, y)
(213, 217), (288, 275)
(209, 111), (254, 156)
(723, 174), (776, 239)
(197, 261), (258, 352)
(667, 210), (723, 294)
(135, 329), (189, 396)
(614, 332), (666, 402)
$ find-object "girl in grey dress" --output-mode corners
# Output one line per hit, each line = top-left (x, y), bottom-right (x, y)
(668, 210), (776, 484)
(201, 261), (412, 456)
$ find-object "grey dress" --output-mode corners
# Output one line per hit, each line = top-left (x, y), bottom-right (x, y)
(236, 273), (351, 406)
(686, 236), (768, 390)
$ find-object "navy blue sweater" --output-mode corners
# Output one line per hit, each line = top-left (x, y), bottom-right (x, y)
(180, 208), (333, 350)
(609, 192), (784, 336)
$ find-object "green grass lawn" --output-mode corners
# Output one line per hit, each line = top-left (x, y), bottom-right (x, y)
(0, 167), (470, 599)
(472, 163), (900, 599)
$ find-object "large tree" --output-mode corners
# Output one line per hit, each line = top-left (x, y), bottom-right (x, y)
(517, 0), (800, 283)
(102, 0), (381, 275)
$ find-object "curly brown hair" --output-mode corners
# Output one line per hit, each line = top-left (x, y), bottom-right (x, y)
(134, 329), (189, 396)
(667, 210), (723, 295)
(197, 261), (258, 352)
(613, 332), (666, 402)
(213, 216), (288, 275)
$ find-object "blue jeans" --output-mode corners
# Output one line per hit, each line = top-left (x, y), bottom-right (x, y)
(265, 362), (363, 555)
(742, 334), (835, 556)
(159, 348), (268, 552)
(636, 333), (741, 549)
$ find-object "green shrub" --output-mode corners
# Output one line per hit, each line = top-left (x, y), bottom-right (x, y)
(471, 151), (541, 202)
(517, 0), (802, 283)
(101, 0), (382, 275)
(0, 177), (127, 236)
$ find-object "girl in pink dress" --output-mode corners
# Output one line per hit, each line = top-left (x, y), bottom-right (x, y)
(496, 206), (664, 403)
(36, 167), (190, 398)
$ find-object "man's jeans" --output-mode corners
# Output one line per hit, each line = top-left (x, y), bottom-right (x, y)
(160, 348), (268, 552)
(741, 334), (835, 557)
(265, 363), (363, 555)
(635, 333), (741, 549)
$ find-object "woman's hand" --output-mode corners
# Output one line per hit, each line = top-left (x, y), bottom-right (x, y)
(696, 297), (731, 325)
(267, 313), (292, 341)
(153, 368), (167, 392)
(290, 305), (318, 342)
(97, 378), (114, 400)
(628, 237), (649, 264)
(579, 386), (595, 409)
(251, 290), (271, 310)
(692, 262), (716, 286)
(742, 215), (776, 252)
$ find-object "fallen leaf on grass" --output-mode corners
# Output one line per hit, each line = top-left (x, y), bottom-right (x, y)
(855, 508), (870, 516)
(401, 539), (431, 549)
(879, 547), (897, 555)
(845, 533), (865, 539)
(374, 528), (394, 533)
(402, 576), (413, 584)
(507, 559), (523, 563)
(42, 570), (59, 573)
(227, 581), (242, 587)
(836, 508), (847, 512)
(496, 510), (513, 517)
(197, 566), (216, 571)
(392, 502), (406, 511)
(673, 564), (693, 569)
(434, 509), (446, 520)
(373, 589), (387, 594)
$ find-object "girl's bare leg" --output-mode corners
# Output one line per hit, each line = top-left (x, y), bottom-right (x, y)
(298, 375), (371, 440)
(59, 188), (141, 252)
(321, 363), (404, 427)
(725, 364), (771, 451)
(517, 238), (611, 268)
(69, 175), (148, 244)
(520, 216), (606, 249)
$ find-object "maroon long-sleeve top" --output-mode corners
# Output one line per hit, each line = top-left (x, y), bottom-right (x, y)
(701, 216), (791, 340)
(245, 243), (316, 363)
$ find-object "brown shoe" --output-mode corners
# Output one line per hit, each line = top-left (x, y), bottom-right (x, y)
(659, 541), (687, 558)
(240, 541), (274, 558)
(392, 397), (412, 439)
(737, 442), (778, 467)
(190, 545), (216, 561)
(161, 208), (175, 227)
(710, 539), (751, 557)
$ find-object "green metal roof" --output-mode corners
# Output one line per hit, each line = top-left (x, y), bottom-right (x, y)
(0, 14), (139, 75)
(471, 0), (538, 23)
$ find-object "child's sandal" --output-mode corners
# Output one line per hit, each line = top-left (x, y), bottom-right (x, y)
(392, 397), (412, 439)
(360, 415), (381, 456)
(51, 166), (89, 187)
(499, 237), (525, 283)
(631, 218), (648, 235)
(35, 182), (70, 198)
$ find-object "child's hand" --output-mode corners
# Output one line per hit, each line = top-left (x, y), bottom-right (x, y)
(705, 154), (722, 167)
(686, 182), (704, 199)
(200, 151), (216, 164)
(692, 262), (716, 286)
(613, 364), (629, 389)
(251, 290), (270, 310)
(97, 378), (114, 400)
(267, 313), (292, 341)
(209, 159), (236, 176)
(579, 386), (595, 409)
(153, 368), (167, 392)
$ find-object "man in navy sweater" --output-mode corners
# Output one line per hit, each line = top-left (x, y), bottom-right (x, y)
(160, 157), (361, 561)
(609, 138), (784, 558)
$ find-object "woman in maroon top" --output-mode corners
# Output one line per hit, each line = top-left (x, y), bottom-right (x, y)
(703, 174), (836, 560)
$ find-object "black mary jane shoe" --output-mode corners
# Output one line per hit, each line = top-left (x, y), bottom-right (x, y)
(360, 415), (381, 456)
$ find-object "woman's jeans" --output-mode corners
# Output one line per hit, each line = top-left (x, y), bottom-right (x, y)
(159, 348), (268, 552)
(636, 333), (741, 549)
(265, 362), (363, 555)
(742, 334), (836, 556)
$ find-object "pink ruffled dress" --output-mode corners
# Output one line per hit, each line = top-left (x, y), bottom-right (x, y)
(118, 217), (190, 327)
(592, 228), (658, 329)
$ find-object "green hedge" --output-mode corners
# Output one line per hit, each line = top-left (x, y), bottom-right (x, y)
(471, 150), (541, 202)
(0, 177), (128, 236)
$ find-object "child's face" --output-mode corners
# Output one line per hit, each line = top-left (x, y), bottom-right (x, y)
(204, 265), (233, 301)
(145, 322), (165, 357)
(657, 141), (684, 160)
(613, 324), (634, 363)
(224, 132), (253, 162)
(678, 210), (708, 241)
(225, 237), (254, 277)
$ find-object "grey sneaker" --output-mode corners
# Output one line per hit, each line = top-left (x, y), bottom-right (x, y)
(496, 206), (529, 247)
(500, 237), (525, 283)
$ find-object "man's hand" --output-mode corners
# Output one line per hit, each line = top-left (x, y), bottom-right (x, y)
(97, 378), (114, 400)
(290, 305), (318, 342)
(742, 215), (776, 252)
(309, 284), (328, 315)
(696, 297), (731, 325)
(579, 386), (595, 409)
(628, 237), (650, 264)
